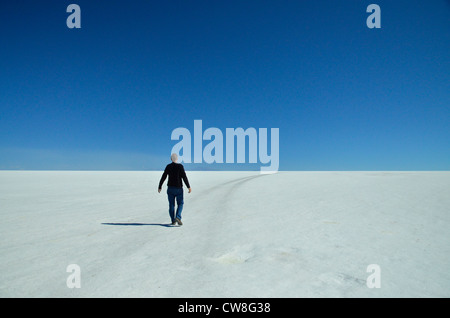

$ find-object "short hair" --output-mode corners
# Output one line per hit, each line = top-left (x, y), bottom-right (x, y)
(171, 153), (178, 162)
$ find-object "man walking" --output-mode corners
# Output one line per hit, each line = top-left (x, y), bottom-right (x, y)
(158, 153), (192, 226)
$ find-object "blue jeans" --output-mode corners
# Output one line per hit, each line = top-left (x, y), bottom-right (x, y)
(167, 186), (184, 222)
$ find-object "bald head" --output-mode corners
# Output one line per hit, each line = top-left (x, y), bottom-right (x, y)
(171, 153), (178, 163)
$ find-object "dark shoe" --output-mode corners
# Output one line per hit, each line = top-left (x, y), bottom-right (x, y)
(171, 220), (177, 226)
(176, 218), (183, 226)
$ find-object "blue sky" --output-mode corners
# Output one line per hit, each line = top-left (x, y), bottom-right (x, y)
(0, 0), (449, 170)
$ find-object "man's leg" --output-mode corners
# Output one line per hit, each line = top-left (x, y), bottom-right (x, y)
(175, 188), (184, 223)
(167, 187), (176, 223)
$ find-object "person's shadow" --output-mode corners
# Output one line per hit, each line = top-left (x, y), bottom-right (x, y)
(101, 222), (175, 228)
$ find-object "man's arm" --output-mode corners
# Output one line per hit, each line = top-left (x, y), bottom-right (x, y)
(158, 166), (168, 192)
(180, 165), (192, 193)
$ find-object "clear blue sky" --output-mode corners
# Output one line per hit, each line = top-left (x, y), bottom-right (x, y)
(0, 0), (449, 170)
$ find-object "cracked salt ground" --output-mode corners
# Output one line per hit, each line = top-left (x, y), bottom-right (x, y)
(211, 250), (253, 265)
(1, 171), (449, 297)
(317, 272), (366, 287)
(209, 245), (302, 265)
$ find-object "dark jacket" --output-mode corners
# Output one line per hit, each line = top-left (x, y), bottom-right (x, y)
(158, 162), (191, 189)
